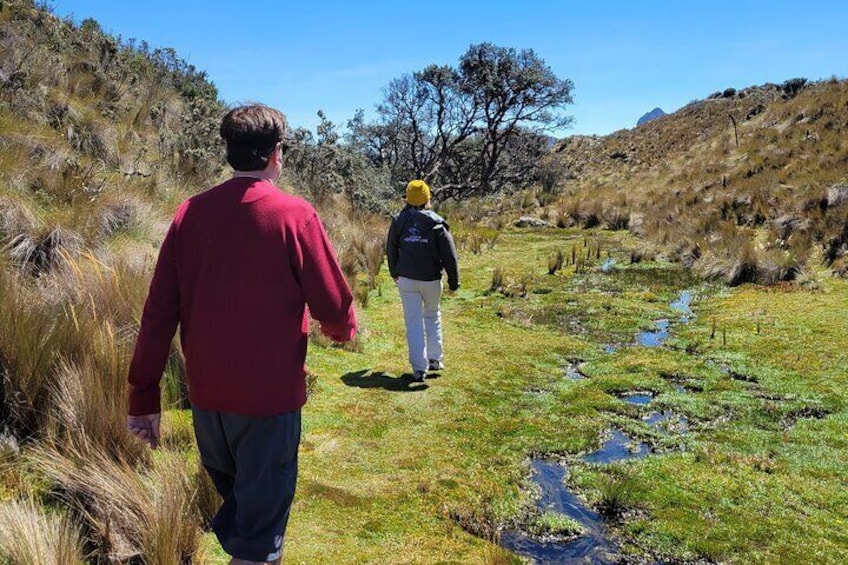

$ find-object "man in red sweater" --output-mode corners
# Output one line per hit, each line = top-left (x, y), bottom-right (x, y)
(126, 104), (356, 565)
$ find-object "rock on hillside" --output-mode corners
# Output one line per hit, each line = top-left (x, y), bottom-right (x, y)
(637, 107), (667, 126)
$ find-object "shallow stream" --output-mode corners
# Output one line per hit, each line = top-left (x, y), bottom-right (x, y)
(502, 290), (694, 563)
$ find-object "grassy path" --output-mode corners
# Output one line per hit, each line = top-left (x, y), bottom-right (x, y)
(200, 228), (848, 564)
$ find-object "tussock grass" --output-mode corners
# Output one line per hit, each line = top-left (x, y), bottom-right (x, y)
(315, 197), (387, 310)
(0, 252), (150, 455)
(0, 265), (82, 436)
(452, 222), (502, 255)
(490, 266), (505, 292)
(0, 432), (22, 497)
(483, 544), (523, 565)
(6, 225), (84, 275)
(339, 232), (384, 307)
(488, 266), (532, 298)
(47, 352), (145, 461)
(595, 469), (639, 521)
(546, 250), (564, 275)
(34, 446), (204, 564)
(0, 498), (86, 565)
(0, 194), (40, 242)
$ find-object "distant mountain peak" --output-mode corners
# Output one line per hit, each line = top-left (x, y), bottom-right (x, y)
(637, 107), (667, 126)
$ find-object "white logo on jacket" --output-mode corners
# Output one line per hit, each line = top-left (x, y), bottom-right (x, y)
(402, 224), (429, 244)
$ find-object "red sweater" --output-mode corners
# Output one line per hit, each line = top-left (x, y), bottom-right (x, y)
(127, 177), (356, 416)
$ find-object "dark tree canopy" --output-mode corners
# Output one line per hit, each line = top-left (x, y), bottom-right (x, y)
(351, 42), (573, 199)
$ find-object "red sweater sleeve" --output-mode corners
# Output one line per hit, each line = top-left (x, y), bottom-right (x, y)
(127, 220), (180, 415)
(294, 214), (358, 341)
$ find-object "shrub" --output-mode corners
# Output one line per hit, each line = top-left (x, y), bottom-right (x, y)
(781, 77), (808, 99)
(535, 158), (568, 194)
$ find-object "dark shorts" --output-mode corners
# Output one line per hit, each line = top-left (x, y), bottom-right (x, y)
(192, 407), (301, 562)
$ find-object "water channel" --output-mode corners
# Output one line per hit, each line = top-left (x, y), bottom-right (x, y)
(501, 290), (694, 564)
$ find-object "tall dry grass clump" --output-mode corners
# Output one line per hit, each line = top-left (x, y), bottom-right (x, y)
(0, 431), (22, 495)
(0, 264), (83, 437)
(0, 253), (152, 457)
(315, 195), (387, 307)
(35, 446), (205, 564)
(48, 352), (146, 462)
(547, 250), (564, 275)
(692, 231), (759, 286)
(339, 233), (384, 307)
(451, 222), (502, 255)
(0, 498), (86, 565)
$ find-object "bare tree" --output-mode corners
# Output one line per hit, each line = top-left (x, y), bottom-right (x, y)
(458, 43), (573, 194)
(356, 43), (574, 199)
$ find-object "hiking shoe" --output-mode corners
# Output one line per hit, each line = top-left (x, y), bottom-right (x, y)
(412, 370), (426, 383)
(428, 360), (445, 371)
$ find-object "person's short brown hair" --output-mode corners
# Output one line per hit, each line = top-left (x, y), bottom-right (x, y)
(220, 104), (287, 172)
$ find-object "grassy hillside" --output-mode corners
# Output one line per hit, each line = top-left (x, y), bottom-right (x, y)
(0, 2), (385, 563)
(534, 79), (848, 286)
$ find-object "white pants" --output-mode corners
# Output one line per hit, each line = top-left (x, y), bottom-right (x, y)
(396, 277), (443, 372)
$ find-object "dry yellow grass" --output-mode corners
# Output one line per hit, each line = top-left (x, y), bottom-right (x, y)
(0, 498), (86, 565)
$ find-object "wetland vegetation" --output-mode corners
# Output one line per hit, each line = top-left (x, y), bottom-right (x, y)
(1, 2), (846, 563)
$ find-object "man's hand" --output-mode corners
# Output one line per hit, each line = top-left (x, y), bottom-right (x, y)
(127, 413), (161, 449)
(321, 325), (356, 342)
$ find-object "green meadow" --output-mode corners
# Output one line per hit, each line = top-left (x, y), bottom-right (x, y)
(188, 227), (847, 564)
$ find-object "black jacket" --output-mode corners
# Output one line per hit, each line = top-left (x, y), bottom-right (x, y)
(386, 206), (459, 290)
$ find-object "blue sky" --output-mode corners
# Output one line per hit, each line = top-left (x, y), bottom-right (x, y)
(50, 1), (848, 137)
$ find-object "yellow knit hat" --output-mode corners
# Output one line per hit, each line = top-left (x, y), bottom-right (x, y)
(406, 179), (431, 206)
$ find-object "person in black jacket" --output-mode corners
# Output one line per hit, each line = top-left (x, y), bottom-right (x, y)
(386, 180), (459, 382)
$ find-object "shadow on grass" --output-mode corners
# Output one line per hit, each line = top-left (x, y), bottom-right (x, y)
(341, 369), (429, 392)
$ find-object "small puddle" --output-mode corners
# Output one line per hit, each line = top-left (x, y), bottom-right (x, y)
(670, 290), (693, 322)
(605, 290), (694, 352)
(599, 258), (616, 273)
(644, 411), (689, 435)
(636, 319), (670, 347)
(619, 392), (654, 405)
(622, 393), (689, 436)
(500, 461), (618, 564)
(582, 429), (651, 464)
(634, 290), (694, 348)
